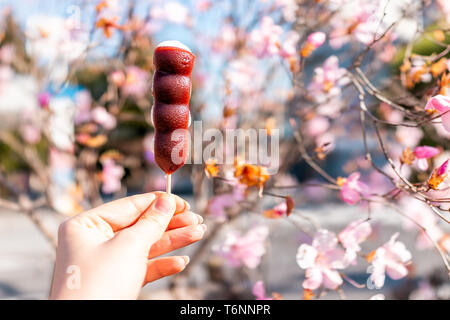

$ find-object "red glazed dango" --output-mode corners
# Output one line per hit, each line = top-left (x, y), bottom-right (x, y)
(152, 41), (195, 175)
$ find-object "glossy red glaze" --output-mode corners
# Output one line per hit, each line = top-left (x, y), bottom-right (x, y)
(152, 44), (195, 174)
(152, 102), (189, 133)
(153, 46), (195, 75)
(154, 130), (189, 174)
(152, 72), (191, 105)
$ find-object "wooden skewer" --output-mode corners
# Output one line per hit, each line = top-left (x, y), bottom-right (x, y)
(166, 174), (172, 194)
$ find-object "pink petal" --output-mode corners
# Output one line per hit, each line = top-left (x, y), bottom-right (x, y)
(389, 241), (412, 263)
(326, 248), (348, 269)
(338, 219), (372, 252)
(341, 185), (360, 204)
(307, 32), (326, 48)
(425, 95), (450, 114)
(370, 260), (386, 289)
(312, 229), (338, 252)
(321, 268), (343, 290)
(347, 172), (361, 184)
(91, 107), (116, 130)
(416, 158), (429, 171)
(296, 244), (317, 269)
(413, 146), (440, 159)
(442, 111), (450, 132)
(385, 262), (409, 280)
(305, 116), (330, 137)
(303, 268), (323, 290)
(437, 159), (449, 176)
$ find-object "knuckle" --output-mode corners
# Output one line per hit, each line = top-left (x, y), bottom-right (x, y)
(57, 218), (77, 238)
(176, 213), (195, 226)
(186, 228), (203, 242)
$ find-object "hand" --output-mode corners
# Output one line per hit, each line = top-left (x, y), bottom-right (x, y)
(49, 192), (206, 300)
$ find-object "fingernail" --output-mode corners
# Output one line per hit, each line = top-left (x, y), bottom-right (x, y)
(154, 194), (175, 212)
(181, 256), (190, 265)
(196, 214), (204, 224)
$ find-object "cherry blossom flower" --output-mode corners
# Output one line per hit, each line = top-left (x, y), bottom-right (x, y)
(225, 56), (264, 94)
(315, 132), (335, 156)
(304, 116), (330, 137)
(329, 2), (378, 49)
(301, 32), (326, 57)
(279, 31), (300, 59)
(26, 15), (88, 64)
(307, 56), (348, 104)
(413, 146), (440, 171)
(207, 183), (245, 222)
(369, 233), (412, 288)
(247, 16), (299, 60)
(308, 32), (326, 48)
(109, 70), (125, 87)
(121, 66), (149, 98)
(248, 16), (283, 58)
(25, 15), (88, 82)
(101, 158), (124, 194)
(219, 225), (269, 269)
(212, 24), (237, 53)
(296, 229), (348, 290)
(91, 106), (116, 130)
(252, 281), (272, 300)
(338, 219), (372, 263)
(425, 95), (450, 132)
(338, 172), (368, 205)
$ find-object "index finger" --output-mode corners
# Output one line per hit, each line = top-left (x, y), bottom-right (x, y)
(80, 192), (189, 232)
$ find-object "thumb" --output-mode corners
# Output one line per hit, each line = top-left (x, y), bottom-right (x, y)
(115, 193), (176, 247)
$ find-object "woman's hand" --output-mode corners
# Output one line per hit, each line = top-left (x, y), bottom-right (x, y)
(49, 192), (206, 300)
